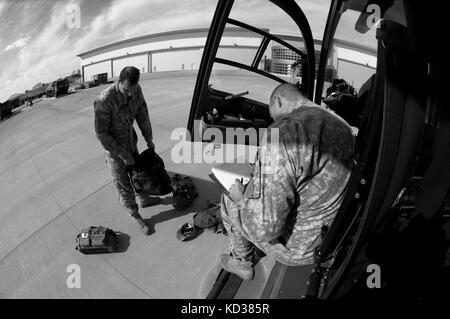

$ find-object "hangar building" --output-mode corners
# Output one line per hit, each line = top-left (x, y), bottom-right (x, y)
(77, 28), (264, 82)
(77, 27), (376, 91)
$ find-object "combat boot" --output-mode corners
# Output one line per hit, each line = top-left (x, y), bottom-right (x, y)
(130, 212), (151, 235)
(218, 254), (255, 280)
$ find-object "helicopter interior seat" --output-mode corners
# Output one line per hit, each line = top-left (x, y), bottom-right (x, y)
(354, 75), (375, 126)
(259, 25), (388, 300)
(353, 74), (377, 155)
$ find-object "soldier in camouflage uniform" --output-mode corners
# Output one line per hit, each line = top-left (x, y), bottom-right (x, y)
(219, 83), (355, 280)
(94, 66), (160, 235)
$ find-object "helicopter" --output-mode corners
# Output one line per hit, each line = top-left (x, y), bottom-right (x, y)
(187, 0), (450, 299)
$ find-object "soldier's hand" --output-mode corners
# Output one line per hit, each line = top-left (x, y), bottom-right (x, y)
(147, 140), (155, 151)
(229, 179), (244, 204)
(120, 152), (135, 166)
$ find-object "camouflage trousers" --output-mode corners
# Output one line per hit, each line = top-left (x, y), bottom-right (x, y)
(220, 193), (311, 266)
(220, 193), (255, 262)
(105, 151), (143, 215)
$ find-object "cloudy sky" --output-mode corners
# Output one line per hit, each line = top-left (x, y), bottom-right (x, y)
(0, 0), (334, 103)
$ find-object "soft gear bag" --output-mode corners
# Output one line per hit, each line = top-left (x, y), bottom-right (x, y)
(322, 78), (361, 127)
(193, 202), (226, 234)
(75, 226), (118, 254)
(172, 174), (198, 210)
(129, 148), (173, 196)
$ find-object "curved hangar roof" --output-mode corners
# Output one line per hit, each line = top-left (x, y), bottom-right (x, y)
(77, 28), (266, 69)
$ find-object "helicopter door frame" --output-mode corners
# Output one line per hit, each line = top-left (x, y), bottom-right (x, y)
(314, 0), (342, 104)
(187, 0), (318, 139)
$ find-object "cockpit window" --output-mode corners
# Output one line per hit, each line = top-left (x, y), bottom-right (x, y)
(207, 0), (320, 102)
(213, 23), (317, 93)
(229, 0), (303, 35)
(335, 3), (378, 51)
(215, 25), (263, 68)
(323, 1), (380, 96)
(210, 63), (281, 104)
(295, 0), (332, 40)
(320, 0), (407, 129)
(188, 0), (327, 142)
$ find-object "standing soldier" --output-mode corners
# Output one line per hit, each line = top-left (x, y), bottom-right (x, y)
(219, 83), (355, 280)
(94, 66), (160, 236)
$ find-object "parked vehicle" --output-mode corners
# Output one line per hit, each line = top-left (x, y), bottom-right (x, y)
(25, 85), (47, 101)
(0, 101), (13, 120)
(46, 78), (70, 97)
(93, 73), (108, 86)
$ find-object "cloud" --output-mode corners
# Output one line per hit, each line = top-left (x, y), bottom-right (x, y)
(73, 0), (216, 55)
(0, 0), (78, 102)
(4, 37), (30, 51)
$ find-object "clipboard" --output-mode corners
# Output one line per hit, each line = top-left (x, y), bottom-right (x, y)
(209, 162), (252, 192)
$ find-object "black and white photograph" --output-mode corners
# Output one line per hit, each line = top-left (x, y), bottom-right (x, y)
(0, 0), (448, 309)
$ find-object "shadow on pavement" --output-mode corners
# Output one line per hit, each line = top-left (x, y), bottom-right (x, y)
(159, 196), (173, 206)
(59, 92), (78, 97)
(115, 232), (131, 253)
(144, 173), (223, 237)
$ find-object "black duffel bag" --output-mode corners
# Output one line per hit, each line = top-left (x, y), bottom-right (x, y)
(322, 78), (361, 127)
(129, 148), (173, 196)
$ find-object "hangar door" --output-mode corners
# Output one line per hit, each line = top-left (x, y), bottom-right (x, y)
(113, 54), (148, 77)
(152, 49), (202, 72)
(337, 58), (376, 91)
(83, 61), (110, 82)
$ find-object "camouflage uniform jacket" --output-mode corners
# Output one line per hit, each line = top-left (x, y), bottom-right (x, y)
(94, 82), (153, 159)
(229, 105), (355, 266)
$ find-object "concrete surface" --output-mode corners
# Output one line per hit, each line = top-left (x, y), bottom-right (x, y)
(0, 71), (275, 298)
